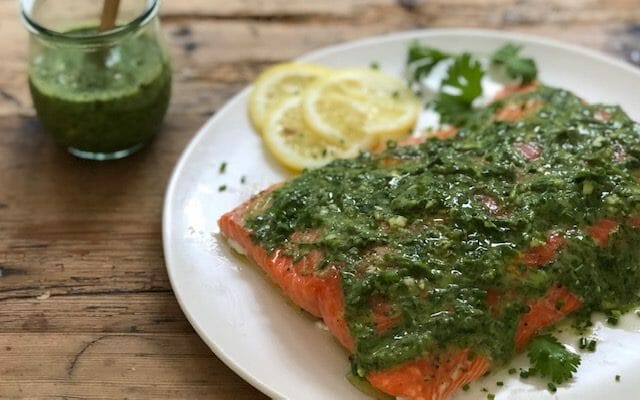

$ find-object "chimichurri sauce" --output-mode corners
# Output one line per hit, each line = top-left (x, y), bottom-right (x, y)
(28, 28), (171, 154)
(246, 87), (640, 373)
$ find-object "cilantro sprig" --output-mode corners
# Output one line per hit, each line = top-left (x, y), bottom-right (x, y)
(407, 41), (450, 89)
(490, 43), (537, 84)
(526, 334), (581, 386)
(405, 41), (539, 126)
(433, 53), (484, 125)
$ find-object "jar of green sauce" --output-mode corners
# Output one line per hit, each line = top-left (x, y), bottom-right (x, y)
(21, 0), (171, 160)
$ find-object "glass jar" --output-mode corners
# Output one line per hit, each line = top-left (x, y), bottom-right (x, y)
(21, 0), (172, 160)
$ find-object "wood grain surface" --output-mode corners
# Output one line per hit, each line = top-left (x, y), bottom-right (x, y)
(1, 0), (639, 398)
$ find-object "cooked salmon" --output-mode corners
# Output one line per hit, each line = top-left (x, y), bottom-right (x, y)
(219, 195), (616, 399)
(218, 85), (640, 399)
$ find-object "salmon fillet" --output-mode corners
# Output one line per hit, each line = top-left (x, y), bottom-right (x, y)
(219, 195), (614, 399)
(219, 196), (356, 350)
(218, 86), (640, 399)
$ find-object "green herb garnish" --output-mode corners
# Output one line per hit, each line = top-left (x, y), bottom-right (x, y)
(490, 43), (537, 84)
(527, 334), (581, 384)
(578, 337), (597, 352)
(406, 41), (450, 88)
(433, 53), (484, 125)
(607, 309), (622, 325)
(406, 42), (538, 126)
(578, 337), (587, 349)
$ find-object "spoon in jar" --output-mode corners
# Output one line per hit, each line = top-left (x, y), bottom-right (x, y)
(99, 0), (120, 31)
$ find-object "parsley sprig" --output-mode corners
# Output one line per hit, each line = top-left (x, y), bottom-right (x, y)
(526, 334), (581, 386)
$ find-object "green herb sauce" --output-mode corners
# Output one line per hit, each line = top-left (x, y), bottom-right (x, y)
(245, 86), (640, 373)
(29, 28), (171, 153)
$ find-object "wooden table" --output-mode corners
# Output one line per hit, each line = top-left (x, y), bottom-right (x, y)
(1, 0), (639, 398)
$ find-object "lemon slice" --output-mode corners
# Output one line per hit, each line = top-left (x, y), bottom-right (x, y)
(302, 68), (420, 146)
(263, 97), (358, 171)
(248, 63), (332, 134)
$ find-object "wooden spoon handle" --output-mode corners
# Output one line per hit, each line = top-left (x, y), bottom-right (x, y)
(99, 0), (121, 32)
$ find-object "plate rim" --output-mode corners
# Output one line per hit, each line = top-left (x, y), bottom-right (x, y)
(162, 27), (640, 399)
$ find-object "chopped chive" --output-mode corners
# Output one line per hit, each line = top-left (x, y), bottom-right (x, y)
(508, 368), (517, 375)
(219, 162), (227, 174)
(462, 384), (470, 391)
(487, 394), (495, 400)
(240, 175), (247, 184)
(547, 382), (557, 392)
(607, 309), (622, 325)
(370, 61), (380, 70)
(616, 374), (621, 382)
(218, 185), (227, 192)
(496, 381), (504, 386)
(578, 337), (588, 349)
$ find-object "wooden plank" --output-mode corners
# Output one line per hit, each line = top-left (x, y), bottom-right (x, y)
(0, 293), (190, 333)
(0, 383), (256, 400)
(160, 0), (393, 17)
(158, 0), (640, 24)
(0, 119), (193, 304)
(0, 333), (267, 399)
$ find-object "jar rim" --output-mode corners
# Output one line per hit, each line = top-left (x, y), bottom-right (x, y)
(20, 0), (160, 43)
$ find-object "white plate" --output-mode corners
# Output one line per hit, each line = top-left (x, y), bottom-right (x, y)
(163, 29), (640, 400)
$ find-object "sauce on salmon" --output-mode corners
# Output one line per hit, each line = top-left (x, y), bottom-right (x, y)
(219, 86), (640, 399)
